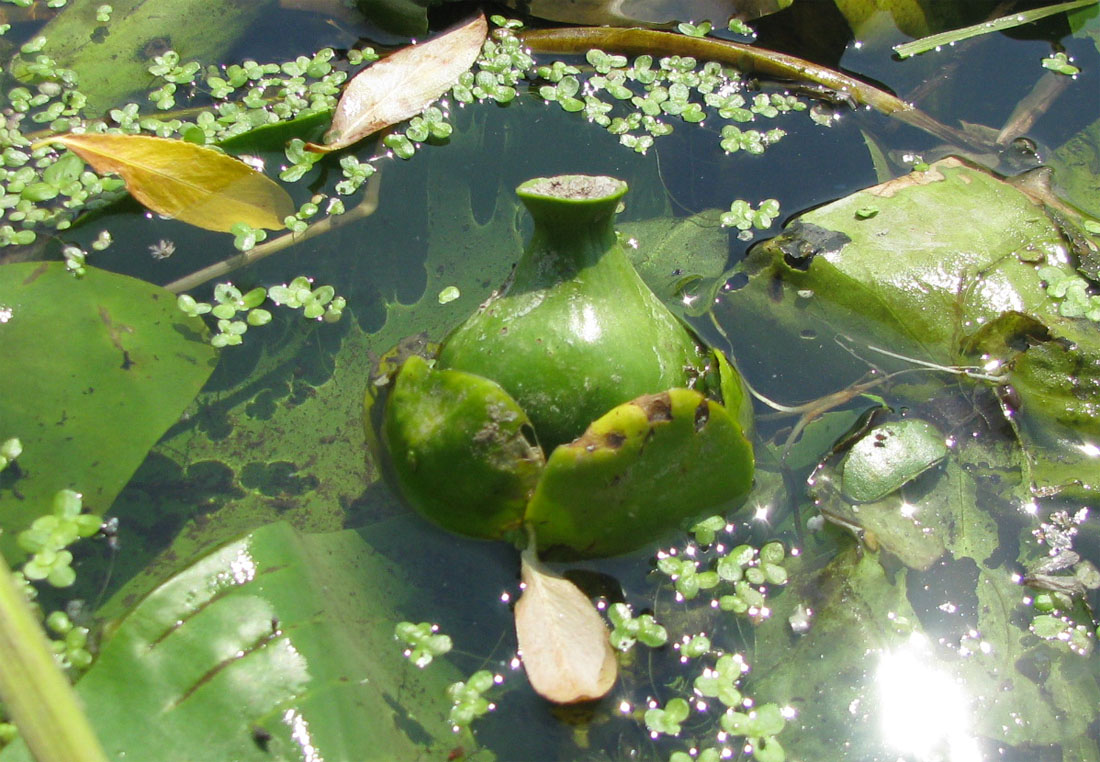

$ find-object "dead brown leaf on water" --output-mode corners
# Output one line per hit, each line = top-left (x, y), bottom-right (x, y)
(306, 12), (487, 153)
(514, 546), (618, 704)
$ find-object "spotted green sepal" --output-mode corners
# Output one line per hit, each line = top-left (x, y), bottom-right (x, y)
(713, 347), (754, 437)
(379, 355), (544, 539)
(526, 388), (754, 557)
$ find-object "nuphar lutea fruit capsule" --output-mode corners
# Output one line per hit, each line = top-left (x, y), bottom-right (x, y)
(366, 174), (754, 557)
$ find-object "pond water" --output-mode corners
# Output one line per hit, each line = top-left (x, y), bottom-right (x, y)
(2, 2), (1099, 761)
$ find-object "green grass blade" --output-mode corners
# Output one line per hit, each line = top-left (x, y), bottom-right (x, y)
(894, 0), (1098, 58)
(0, 554), (108, 762)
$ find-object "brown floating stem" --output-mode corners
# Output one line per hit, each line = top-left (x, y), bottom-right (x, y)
(164, 170), (381, 294)
(520, 27), (992, 150)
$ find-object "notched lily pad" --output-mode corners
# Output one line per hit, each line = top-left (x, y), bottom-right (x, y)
(526, 388), (754, 557)
(840, 418), (948, 502)
(374, 354), (544, 540)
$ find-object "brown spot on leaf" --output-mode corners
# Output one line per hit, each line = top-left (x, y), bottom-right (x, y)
(603, 432), (625, 449)
(634, 392), (672, 423)
(693, 400), (709, 432)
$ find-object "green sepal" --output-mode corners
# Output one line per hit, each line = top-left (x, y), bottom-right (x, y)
(526, 388), (754, 557)
(377, 355), (544, 539)
(712, 347), (755, 437)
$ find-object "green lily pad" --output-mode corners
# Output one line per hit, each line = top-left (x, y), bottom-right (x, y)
(377, 354), (544, 541)
(840, 418), (948, 502)
(9, 0), (275, 115)
(526, 388), (754, 557)
(721, 156), (1100, 493)
(621, 209), (730, 316)
(0, 521), (459, 762)
(0, 262), (217, 557)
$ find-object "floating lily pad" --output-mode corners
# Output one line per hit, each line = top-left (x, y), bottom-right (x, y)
(526, 388), (753, 557)
(840, 418), (948, 502)
(722, 156), (1100, 493)
(0, 262), (216, 557)
(621, 209), (730, 315)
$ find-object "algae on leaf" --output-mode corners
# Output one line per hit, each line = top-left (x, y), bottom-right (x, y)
(0, 522), (463, 762)
(0, 262), (217, 555)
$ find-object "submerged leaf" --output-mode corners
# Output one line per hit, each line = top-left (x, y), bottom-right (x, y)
(514, 546), (617, 704)
(35, 134), (293, 232)
(309, 12), (487, 153)
(840, 419), (948, 502)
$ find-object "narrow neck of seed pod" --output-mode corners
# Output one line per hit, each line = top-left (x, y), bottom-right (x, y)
(511, 175), (629, 291)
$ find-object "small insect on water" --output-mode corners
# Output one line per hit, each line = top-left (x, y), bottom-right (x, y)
(148, 239), (176, 259)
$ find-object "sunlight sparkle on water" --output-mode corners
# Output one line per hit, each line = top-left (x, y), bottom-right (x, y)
(1078, 441), (1100, 458)
(877, 634), (981, 762)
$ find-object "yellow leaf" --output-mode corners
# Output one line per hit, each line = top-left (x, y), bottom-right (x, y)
(514, 547), (618, 704)
(308, 12), (487, 153)
(35, 134), (293, 232)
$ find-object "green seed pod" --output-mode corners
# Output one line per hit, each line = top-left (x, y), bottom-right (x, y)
(368, 175), (754, 556)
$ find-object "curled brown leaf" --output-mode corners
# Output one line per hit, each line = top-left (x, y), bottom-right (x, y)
(307, 12), (487, 153)
(514, 546), (618, 704)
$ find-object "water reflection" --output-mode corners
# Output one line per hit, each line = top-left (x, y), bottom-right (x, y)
(877, 633), (982, 762)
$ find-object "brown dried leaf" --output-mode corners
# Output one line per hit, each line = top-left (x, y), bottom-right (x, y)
(36, 134), (293, 232)
(514, 547), (618, 704)
(308, 12), (487, 153)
